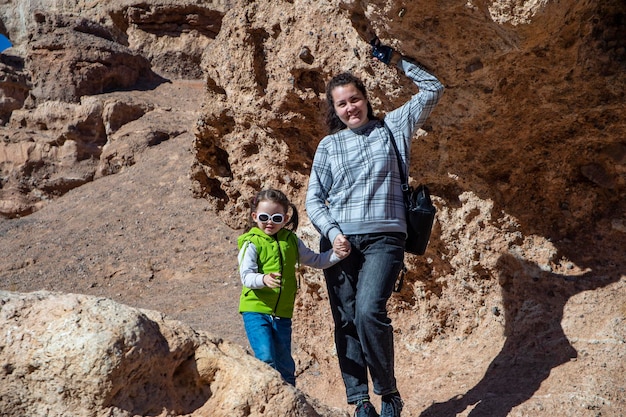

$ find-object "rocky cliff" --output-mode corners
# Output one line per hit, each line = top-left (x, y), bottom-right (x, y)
(0, 0), (624, 416)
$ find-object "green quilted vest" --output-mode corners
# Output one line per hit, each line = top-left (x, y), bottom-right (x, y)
(238, 227), (299, 318)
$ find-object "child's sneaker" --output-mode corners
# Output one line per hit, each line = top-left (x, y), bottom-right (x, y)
(380, 392), (403, 417)
(354, 399), (379, 417)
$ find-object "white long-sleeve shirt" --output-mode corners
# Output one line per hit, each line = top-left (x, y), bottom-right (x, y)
(238, 238), (341, 289)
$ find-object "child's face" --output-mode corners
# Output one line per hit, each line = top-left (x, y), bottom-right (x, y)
(252, 200), (289, 236)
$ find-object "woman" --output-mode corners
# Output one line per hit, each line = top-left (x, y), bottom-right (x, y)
(305, 43), (444, 417)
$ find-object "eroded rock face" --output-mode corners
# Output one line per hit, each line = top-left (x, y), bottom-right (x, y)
(26, 12), (163, 105)
(0, 1), (625, 416)
(0, 91), (179, 217)
(0, 53), (28, 125)
(188, 1), (625, 415)
(0, 290), (345, 417)
(0, 1), (226, 218)
(191, 0), (626, 249)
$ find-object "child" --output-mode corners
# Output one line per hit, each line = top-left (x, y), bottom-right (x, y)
(238, 188), (349, 385)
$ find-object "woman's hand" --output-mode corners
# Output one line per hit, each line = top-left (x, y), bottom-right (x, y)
(370, 36), (402, 66)
(263, 272), (282, 288)
(333, 234), (352, 259)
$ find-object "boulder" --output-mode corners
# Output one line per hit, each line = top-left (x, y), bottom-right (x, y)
(0, 290), (347, 417)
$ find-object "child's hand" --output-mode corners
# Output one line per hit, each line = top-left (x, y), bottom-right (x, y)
(263, 272), (282, 288)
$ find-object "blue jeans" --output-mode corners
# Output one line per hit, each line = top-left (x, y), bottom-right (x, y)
(321, 232), (405, 403)
(242, 312), (296, 385)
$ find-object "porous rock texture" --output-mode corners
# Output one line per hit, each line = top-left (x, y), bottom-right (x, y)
(0, 290), (343, 417)
(0, 0), (625, 416)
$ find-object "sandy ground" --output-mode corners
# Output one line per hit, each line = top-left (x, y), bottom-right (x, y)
(0, 80), (250, 348)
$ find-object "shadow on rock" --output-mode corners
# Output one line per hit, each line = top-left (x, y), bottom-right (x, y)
(420, 253), (620, 417)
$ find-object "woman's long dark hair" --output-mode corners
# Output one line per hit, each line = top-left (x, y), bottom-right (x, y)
(248, 188), (298, 232)
(324, 72), (376, 134)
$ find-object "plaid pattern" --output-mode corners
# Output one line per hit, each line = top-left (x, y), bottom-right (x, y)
(306, 60), (444, 243)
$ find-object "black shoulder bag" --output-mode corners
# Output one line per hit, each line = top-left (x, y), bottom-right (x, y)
(384, 122), (436, 256)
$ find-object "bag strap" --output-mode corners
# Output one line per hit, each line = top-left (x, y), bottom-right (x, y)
(384, 121), (408, 293)
(383, 121), (411, 197)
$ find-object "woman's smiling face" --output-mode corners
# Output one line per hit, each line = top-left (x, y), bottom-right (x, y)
(331, 83), (370, 130)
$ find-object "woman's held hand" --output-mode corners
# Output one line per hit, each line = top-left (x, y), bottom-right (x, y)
(333, 234), (351, 259)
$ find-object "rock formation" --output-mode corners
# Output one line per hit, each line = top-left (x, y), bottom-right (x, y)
(0, 0), (226, 217)
(0, 0), (624, 416)
(0, 290), (346, 417)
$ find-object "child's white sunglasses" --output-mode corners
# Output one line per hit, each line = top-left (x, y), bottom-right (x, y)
(257, 212), (285, 224)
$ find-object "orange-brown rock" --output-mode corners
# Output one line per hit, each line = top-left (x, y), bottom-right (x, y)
(0, 0), (624, 416)
(0, 290), (346, 417)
